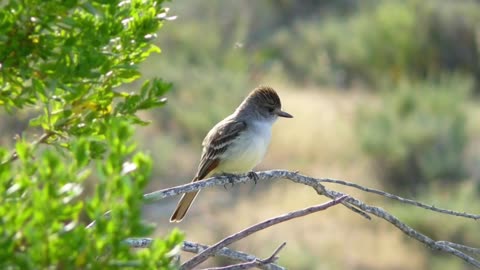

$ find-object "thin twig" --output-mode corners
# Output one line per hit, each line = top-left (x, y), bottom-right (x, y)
(258, 242), (286, 264)
(203, 242), (287, 270)
(436, 241), (480, 255)
(121, 239), (285, 270)
(0, 131), (55, 165)
(258, 170), (480, 221)
(181, 195), (348, 270)
(317, 177), (480, 220)
(319, 189), (480, 268)
(85, 210), (111, 229)
(89, 170), (480, 268)
(264, 171), (480, 268)
(123, 237), (152, 248)
(183, 241), (285, 270)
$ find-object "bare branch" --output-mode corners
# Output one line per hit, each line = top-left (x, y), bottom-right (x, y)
(122, 239), (285, 270)
(266, 171), (480, 268)
(143, 175), (249, 202)
(316, 177), (480, 220)
(321, 189), (480, 268)
(85, 210), (111, 229)
(143, 171), (371, 220)
(182, 241), (285, 270)
(436, 241), (480, 255)
(0, 131), (55, 166)
(181, 195), (348, 270)
(258, 242), (286, 264)
(143, 170), (479, 221)
(89, 170), (480, 268)
(203, 242), (286, 270)
(123, 237), (152, 248)
(257, 170), (480, 221)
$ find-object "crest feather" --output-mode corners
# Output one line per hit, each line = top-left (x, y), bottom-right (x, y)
(248, 86), (281, 107)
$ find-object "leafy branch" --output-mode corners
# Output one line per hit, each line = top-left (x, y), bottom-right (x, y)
(0, 130), (55, 166)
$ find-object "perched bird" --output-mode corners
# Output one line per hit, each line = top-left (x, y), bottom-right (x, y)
(170, 86), (293, 222)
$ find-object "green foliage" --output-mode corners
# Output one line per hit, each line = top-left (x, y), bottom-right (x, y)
(358, 77), (470, 193)
(0, 0), (171, 129)
(0, 0), (182, 269)
(256, 0), (480, 88)
(318, 0), (480, 88)
(1, 121), (183, 269)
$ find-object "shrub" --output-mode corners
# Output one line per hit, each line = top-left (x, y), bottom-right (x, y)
(0, 0), (182, 268)
(260, 0), (480, 89)
(358, 77), (470, 193)
(320, 0), (480, 89)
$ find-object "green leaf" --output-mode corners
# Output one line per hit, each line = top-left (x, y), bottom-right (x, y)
(14, 140), (30, 162)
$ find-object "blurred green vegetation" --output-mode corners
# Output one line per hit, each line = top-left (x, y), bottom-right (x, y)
(0, 0), (181, 268)
(148, 0), (480, 148)
(358, 77), (471, 193)
(317, 0), (480, 88)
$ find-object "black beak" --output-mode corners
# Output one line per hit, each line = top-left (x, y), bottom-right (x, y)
(276, 109), (293, 118)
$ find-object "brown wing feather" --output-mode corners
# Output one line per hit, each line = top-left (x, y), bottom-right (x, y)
(196, 119), (247, 179)
(169, 119), (247, 222)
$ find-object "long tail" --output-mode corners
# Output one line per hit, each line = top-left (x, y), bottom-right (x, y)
(170, 179), (199, 222)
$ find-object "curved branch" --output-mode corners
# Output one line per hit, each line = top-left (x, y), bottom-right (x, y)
(122, 238), (285, 270)
(183, 241), (285, 270)
(90, 170), (480, 268)
(143, 170), (479, 221)
(143, 171), (371, 220)
(181, 195), (348, 269)
(263, 171), (480, 268)
(336, 192), (480, 267)
(435, 241), (480, 255)
(0, 131), (55, 166)
(316, 177), (480, 220)
(204, 242), (286, 270)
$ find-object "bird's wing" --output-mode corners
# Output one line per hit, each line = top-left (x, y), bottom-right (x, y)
(195, 119), (247, 180)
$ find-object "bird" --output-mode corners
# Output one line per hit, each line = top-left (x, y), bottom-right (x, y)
(170, 86), (293, 222)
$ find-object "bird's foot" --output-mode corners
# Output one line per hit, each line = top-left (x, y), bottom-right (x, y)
(247, 171), (259, 185)
(222, 172), (237, 190)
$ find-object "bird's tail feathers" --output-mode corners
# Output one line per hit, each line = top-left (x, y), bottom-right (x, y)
(169, 177), (200, 222)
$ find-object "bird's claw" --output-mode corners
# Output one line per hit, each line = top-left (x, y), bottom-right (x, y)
(247, 171), (259, 185)
(222, 173), (236, 189)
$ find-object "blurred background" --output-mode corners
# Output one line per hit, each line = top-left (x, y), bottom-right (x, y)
(3, 0), (480, 269)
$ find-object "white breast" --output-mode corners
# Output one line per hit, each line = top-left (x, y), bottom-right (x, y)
(217, 120), (273, 173)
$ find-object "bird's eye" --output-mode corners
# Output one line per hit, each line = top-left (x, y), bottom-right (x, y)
(268, 107), (275, 113)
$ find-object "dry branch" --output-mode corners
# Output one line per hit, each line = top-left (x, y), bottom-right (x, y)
(122, 238), (285, 270)
(317, 177), (480, 220)
(436, 241), (480, 255)
(202, 242), (286, 270)
(183, 241), (286, 270)
(140, 170), (480, 268)
(181, 195), (347, 269)
(91, 170), (480, 268)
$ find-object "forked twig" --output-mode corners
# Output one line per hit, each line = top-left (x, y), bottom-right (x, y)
(203, 242), (286, 270)
(181, 195), (348, 269)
